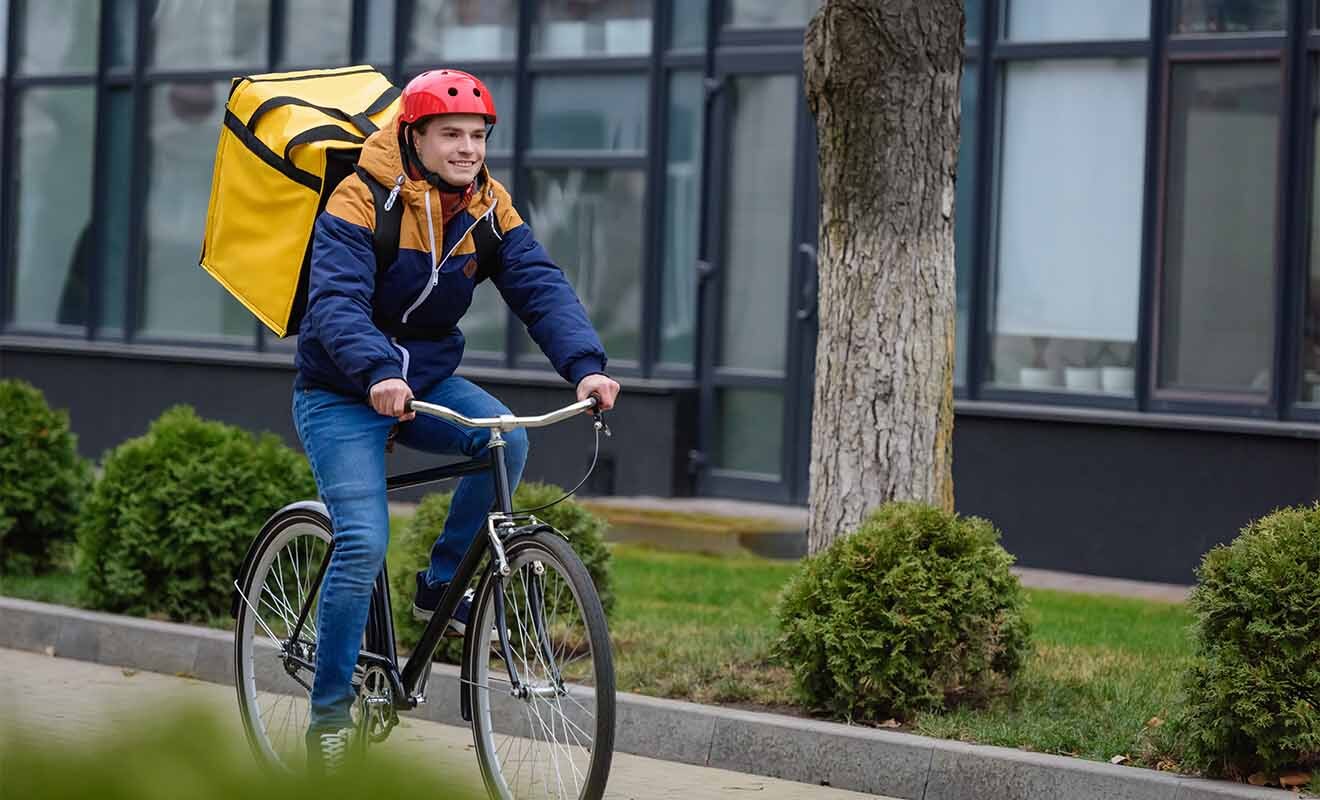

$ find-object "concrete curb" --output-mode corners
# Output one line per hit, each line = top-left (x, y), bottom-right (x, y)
(0, 597), (1298, 800)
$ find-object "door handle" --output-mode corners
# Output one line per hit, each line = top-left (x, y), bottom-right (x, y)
(796, 243), (818, 322)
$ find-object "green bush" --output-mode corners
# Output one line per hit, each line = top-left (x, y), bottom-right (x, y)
(0, 380), (92, 574)
(77, 405), (316, 623)
(388, 481), (614, 659)
(1175, 504), (1320, 779)
(773, 502), (1031, 722)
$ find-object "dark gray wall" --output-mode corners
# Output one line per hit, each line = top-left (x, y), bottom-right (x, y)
(952, 413), (1320, 584)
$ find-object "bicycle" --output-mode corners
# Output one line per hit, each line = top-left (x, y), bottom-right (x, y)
(229, 396), (616, 799)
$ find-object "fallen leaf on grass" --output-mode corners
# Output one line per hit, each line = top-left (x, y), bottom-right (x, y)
(1146, 716), (1164, 728)
(1279, 772), (1311, 789)
(1155, 759), (1178, 772)
(1248, 773), (1270, 787)
(878, 719), (901, 729)
(1110, 755), (1129, 765)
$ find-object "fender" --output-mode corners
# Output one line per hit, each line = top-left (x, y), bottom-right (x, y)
(230, 500), (330, 619)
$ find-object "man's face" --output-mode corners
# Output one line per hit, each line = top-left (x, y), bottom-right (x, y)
(412, 113), (487, 187)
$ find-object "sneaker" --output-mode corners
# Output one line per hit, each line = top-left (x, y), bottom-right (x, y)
(412, 571), (473, 636)
(305, 725), (354, 776)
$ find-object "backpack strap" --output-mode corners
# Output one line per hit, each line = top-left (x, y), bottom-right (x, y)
(354, 165), (402, 276)
(471, 211), (503, 284)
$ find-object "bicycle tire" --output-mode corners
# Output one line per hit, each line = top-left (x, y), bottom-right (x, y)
(465, 530), (616, 800)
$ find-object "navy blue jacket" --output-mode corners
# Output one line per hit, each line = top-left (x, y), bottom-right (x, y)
(295, 126), (607, 398)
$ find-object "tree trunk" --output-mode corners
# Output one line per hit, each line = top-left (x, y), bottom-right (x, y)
(805, 0), (963, 554)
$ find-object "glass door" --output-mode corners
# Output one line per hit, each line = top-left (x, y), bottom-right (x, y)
(696, 69), (818, 504)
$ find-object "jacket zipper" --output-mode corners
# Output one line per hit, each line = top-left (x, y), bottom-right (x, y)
(399, 193), (497, 325)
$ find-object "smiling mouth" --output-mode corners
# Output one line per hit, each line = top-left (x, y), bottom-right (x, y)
(450, 161), (477, 168)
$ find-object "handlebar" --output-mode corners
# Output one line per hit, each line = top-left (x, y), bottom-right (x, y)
(405, 396), (599, 432)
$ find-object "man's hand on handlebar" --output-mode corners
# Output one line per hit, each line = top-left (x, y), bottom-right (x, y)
(370, 378), (416, 421)
(576, 374), (620, 413)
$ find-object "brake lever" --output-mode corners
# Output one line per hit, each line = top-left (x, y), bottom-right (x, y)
(591, 407), (612, 438)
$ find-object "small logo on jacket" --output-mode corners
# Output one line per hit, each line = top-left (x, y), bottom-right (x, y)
(463, 258), (478, 279)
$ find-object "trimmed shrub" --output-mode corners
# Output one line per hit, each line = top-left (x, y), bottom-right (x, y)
(0, 380), (92, 574)
(77, 405), (316, 623)
(388, 481), (614, 659)
(1175, 504), (1320, 779)
(773, 502), (1031, 722)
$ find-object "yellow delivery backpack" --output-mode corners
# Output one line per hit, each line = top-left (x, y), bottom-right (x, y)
(200, 65), (401, 337)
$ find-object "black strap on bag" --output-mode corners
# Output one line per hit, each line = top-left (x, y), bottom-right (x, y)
(353, 165), (502, 283)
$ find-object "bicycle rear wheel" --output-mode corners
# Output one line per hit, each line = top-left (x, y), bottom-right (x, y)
(466, 531), (615, 800)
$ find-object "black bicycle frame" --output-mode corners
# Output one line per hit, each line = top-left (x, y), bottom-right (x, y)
(288, 431), (524, 711)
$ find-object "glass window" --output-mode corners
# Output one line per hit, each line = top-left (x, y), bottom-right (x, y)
(98, 90), (136, 335)
(992, 59), (1147, 395)
(1303, 64), (1320, 404)
(724, 0), (820, 28)
(716, 389), (782, 475)
(281, 0), (351, 67)
(531, 75), (648, 151)
(1172, 0), (1285, 34)
(966, 0), (982, 41)
(17, 0), (100, 75)
(407, 0), (518, 63)
(149, 0), (270, 70)
(484, 74), (515, 154)
(661, 72), (703, 365)
(955, 64), (979, 387)
(1005, 0), (1149, 41)
(1159, 63), (1279, 394)
(533, 0), (652, 58)
(0, 0), (8, 74)
(10, 88), (96, 331)
(364, 0), (395, 64)
(671, 0), (708, 49)
(141, 81), (254, 342)
(718, 74), (798, 372)
(527, 168), (646, 361)
(109, 0), (136, 69)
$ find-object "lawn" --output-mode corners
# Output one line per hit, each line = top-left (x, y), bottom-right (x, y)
(1, 542), (1195, 770)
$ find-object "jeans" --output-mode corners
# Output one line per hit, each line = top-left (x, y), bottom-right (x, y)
(292, 376), (529, 731)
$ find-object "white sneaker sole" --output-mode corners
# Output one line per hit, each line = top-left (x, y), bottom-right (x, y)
(412, 604), (467, 636)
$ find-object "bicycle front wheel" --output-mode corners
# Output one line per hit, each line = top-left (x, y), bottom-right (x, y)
(466, 531), (616, 800)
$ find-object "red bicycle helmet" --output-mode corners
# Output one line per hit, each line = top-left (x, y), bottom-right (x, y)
(398, 69), (497, 128)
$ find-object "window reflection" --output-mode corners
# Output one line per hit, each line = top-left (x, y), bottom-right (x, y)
(531, 75), (648, 151)
(149, 0), (270, 70)
(527, 168), (646, 361)
(17, 0), (99, 75)
(408, 0), (518, 63)
(141, 82), (253, 342)
(533, 0), (652, 57)
(1159, 63), (1279, 394)
(12, 88), (96, 330)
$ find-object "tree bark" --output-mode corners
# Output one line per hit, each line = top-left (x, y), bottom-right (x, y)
(805, 0), (963, 554)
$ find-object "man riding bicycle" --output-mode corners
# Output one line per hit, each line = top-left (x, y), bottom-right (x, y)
(291, 68), (621, 772)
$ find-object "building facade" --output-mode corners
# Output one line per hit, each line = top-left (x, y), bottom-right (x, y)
(3, 0), (1320, 583)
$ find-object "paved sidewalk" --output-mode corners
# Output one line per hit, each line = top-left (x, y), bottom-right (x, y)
(0, 647), (885, 800)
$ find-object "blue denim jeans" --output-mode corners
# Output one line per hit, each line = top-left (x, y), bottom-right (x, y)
(292, 376), (529, 731)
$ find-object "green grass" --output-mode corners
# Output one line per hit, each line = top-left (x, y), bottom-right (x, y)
(1, 540), (1196, 770)
(0, 568), (85, 608)
(605, 544), (1194, 767)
